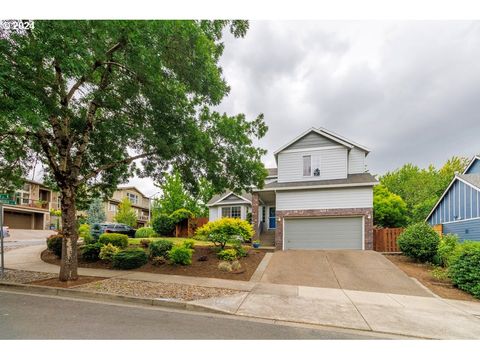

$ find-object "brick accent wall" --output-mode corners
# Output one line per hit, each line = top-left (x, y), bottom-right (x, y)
(275, 207), (373, 250)
(251, 192), (260, 241)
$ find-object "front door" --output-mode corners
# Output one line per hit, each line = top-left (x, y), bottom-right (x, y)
(268, 207), (276, 229)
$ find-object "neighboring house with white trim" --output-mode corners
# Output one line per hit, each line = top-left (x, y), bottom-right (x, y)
(426, 155), (480, 241)
(207, 127), (378, 250)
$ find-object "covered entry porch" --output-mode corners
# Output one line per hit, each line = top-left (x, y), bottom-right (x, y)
(252, 190), (276, 247)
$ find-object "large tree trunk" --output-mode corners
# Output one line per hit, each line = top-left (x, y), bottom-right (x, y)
(59, 186), (79, 281)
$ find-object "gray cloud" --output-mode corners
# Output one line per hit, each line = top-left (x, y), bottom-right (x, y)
(217, 20), (480, 175)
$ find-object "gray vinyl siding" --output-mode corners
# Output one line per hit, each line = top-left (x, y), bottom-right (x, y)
(284, 132), (339, 151)
(284, 217), (363, 249)
(222, 194), (242, 202)
(443, 218), (480, 241)
(276, 187), (373, 211)
(277, 147), (348, 183)
(428, 179), (480, 225)
(466, 159), (480, 174)
(348, 148), (366, 174)
(209, 207), (219, 222)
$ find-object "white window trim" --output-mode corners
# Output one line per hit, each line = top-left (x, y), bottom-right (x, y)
(303, 155), (312, 177)
(221, 205), (242, 219)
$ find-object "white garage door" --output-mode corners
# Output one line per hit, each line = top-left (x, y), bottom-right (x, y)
(284, 217), (363, 250)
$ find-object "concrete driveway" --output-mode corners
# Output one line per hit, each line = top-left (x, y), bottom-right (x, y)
(260, 250), (432, 297)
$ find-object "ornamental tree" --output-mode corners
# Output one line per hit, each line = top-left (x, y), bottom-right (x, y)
(114, 197), (137, 227)
(0, 20), (268, 280)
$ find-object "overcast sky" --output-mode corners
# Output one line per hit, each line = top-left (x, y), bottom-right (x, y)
(128, 20), (480, 196)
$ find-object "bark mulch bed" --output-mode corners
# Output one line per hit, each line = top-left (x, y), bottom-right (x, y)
(77, 278), (242, 301)
(385, 254), (479, 302)
(29, 276), (107, 288)
(42, 245), (270, 281)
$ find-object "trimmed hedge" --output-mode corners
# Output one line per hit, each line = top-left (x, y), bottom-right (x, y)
(135, 227), (155, 239)
(99, 243), (120, 262)
(98, 233), (128, 249)
(46, 234), (64, 258)
(149, 239), (173, 258)
(151, 214), (175, 236)
(112, 248), (148, 269)
(449, 242), (480, 298)
(168, 246), (193, 265)
(81, 243), (103, 262)
(397, 223), (440, 262)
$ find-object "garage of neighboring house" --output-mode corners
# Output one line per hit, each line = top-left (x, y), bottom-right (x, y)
(3, 210), (45, 230)
(283, 216), (364, 250)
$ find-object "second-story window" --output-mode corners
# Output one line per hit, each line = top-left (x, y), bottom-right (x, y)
(109, 203), (118, 213)
(303, 155), (311, 176)
(127, 192), (139, 205)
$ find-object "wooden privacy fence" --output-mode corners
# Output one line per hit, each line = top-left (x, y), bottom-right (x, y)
(174, 217), (209, 238)
(373, 227), (404, 252)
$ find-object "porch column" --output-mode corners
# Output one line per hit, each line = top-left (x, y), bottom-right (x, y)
(251, 192), (260, 241)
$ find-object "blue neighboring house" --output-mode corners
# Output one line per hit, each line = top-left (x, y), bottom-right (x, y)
(427, 155), (480, 241)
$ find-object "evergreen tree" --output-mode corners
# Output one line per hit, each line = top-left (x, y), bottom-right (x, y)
(86, 198), (106, 225)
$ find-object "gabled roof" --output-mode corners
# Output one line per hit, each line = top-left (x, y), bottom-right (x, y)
(464, 155), (480, 174)
(117, 186), (149, 199)
(273, 127), (371, 157)
(207, 191), (252, 206)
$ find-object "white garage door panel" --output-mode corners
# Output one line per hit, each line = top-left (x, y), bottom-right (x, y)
(284, 217), (363, 249)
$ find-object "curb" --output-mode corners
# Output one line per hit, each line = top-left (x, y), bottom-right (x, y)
(0, 281), (230, 315)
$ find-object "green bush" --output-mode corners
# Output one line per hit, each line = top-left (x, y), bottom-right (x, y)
(98, 233), (128, 249)
(196, 218), (254, 249)
(397, 223), (440, 262)
(168, 246), (193, 265)
(79, 223), (90, 237)
(149, 232), (160, 238)
(112, 248), (148, 269)
(217, 249), (238, 261)
(46, 234), (64, 258)
(140, 238), (151, 248)
(449, 242), (480, 298)
(81, 243), (103, 262)
(99, 243), (120, 262)
(149, 239), (174, 258)
(182, 239), (195, 249)
(135, 227), (155, 238)
(437, 234), (460, 267)
(232, 239), (248, 257)
(151, 214), (175, 236)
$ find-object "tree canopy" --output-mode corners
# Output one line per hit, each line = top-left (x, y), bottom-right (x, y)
(373, 184), (408, 228)
(0, 20), (267, 280)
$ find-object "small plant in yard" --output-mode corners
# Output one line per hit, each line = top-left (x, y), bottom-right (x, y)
(397, 222), (440, 263)
(449, 242), (480, 298)
(217, 249), (238, 261)
(430, 266), (450, 281)
(168, 246), (194, 265)
(140, 239), (152, 248)
(196, 217), (253, 249)
(46, 234), (64, 258)
(98, 233), (129, 249)
(436, 234), (460, 267)
(135, 227), (156, 239)
(99, 243), (120, 262)
(112, 248), (148, 269)
(149, 239), (174, 258)
(182, 239), (195, 249)
(232, 239), (248, 257)
(81, 243), (103, 262)
(78, 223), (94, 244)
(151, 256), (167, 266)
(218, 261), (233, 272)
(231, 260), (242, 272)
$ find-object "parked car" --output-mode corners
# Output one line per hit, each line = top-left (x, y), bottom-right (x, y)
(91, 223), (136, 238)
(1, 226), (10, 238)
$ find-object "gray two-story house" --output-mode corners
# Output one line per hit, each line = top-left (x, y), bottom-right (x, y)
(208, 127), (378, 250)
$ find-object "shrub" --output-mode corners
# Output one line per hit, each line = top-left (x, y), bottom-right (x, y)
(430, 266), (450, 281)
(217, 249), (238, 261)
(182, 239), (195, 249)
(82, 233), (95, 244)
(196, 218), (254, 249)
(135, 227), (155, 239)
(170, 208), (194, 224)
(151, 214), (175, 236)
(232, 240), (248, 257)
(149, 232), (160, 238)
(149, 239), (174, 258)
(140, 239), (151, 248)
(437, 233), (460, 267)
(397, 223), (440, 262)
(168, 246), (193, 265)
(112, 248), (148, 269)
(81, 243), (103, 262)
(449, 242), (480, 298)
(152, 256), (167, 266)
(46, 234), (64, 258)
(78, 223), (93, 244)
(98, 233), (128, 249)
(99, 243), (120, 262)
(231, 260), (242, 271)
(218, 261), (233, 272)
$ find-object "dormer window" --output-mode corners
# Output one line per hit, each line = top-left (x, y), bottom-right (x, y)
(303, 155), (311, 176)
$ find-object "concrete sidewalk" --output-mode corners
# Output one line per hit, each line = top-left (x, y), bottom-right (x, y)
(5, 245), (480, 339)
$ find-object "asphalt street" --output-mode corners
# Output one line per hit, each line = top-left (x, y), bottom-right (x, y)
(0, 290), (385, 339)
